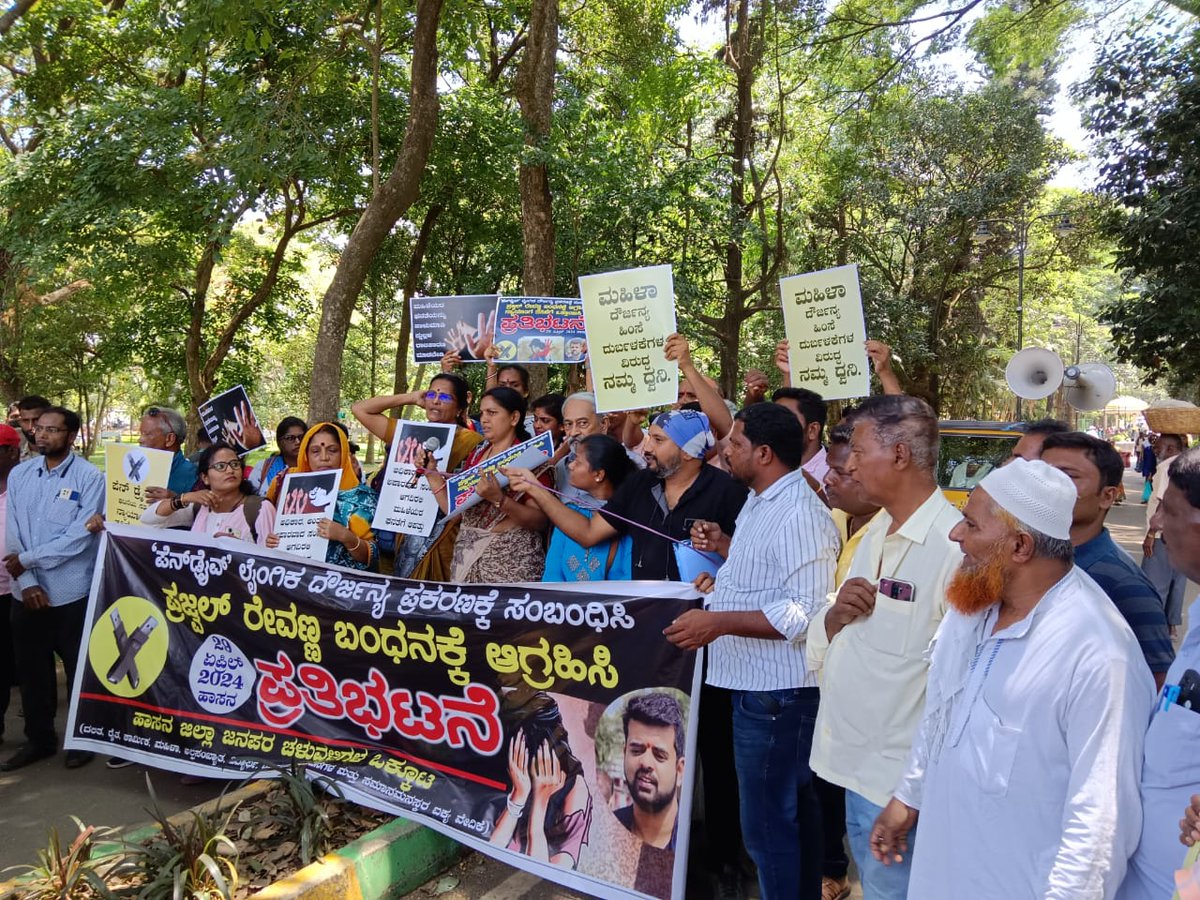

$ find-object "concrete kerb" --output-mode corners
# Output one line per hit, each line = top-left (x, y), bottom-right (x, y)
(0, 777), (464, 900)
(251, 816), (464, 900)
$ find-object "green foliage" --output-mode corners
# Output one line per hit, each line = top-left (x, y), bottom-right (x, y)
(1078, 15), (1200, 396)
(2, 816), (129, 900)
(248, 764), (344, 866)
(127, 776), (241, 900)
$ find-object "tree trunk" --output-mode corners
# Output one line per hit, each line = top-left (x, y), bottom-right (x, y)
(308, 0), (446, 423)
(393, 203), (443, 397)
(515, 0), (558, 402)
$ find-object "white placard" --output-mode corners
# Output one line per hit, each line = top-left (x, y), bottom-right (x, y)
(371, 420), (457, 536)
(274, 470), (339, 561)
(580, 264), (677, 413)
(779, 264), (870, 400)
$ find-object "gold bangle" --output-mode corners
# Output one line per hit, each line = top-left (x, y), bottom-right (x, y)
(348, 535), (363, 552)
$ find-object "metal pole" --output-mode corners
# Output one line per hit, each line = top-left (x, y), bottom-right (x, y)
(1015, 220), (1026, 420)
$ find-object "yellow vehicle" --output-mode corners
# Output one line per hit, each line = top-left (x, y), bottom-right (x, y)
(937, 420), (1025, 509)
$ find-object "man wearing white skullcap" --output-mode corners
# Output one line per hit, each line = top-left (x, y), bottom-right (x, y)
(870, 458), (1155, 900)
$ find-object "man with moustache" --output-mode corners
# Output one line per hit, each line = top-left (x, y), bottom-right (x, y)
(615, 692), (687, 850)
(806, 394), (962, 900)
(508, 408), (748, 893)
(555, 393), (643, 502)
(14, 395), (50, 461)
(870, 459), (1153, 899)
(2, 407), (105, 770)
(666, 402), (840, 899)
(1040, 431), (1174, 688)
(1120, 448), (1200, 899)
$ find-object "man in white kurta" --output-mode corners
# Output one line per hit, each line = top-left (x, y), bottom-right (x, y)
(871, 459), (1155, 899)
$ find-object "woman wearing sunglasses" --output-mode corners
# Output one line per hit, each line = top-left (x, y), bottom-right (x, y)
(140, 441), (275, 545)
(352, 374), (484, 579)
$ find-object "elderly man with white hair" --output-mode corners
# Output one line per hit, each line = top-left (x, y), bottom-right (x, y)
(871, 459), (1155, 899)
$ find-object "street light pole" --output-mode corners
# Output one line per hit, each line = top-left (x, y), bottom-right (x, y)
(973, 208), (1075, 420)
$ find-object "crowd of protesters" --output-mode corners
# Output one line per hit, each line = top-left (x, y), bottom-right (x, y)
(1, 333), (1198, 900)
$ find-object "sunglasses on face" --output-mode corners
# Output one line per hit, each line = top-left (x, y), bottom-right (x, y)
(425, 391), (454, 403)
(207, 460), (240, 473)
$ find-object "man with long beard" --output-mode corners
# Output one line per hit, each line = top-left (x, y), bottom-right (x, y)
(870, 459), (1154, 899)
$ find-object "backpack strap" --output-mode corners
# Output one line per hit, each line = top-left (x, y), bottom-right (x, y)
(242, 494), (264, 543)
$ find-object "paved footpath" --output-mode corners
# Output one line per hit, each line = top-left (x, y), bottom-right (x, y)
(0, 467), (1187, 894)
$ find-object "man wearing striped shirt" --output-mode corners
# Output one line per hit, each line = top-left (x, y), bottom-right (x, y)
(666, 402), (840, 900)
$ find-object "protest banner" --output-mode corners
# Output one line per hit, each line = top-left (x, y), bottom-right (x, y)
(444, 431), (555, 518)
(493, 296), (587, 364)
(579, 265), (677, 414)
(779, 264), (870, 401)
(67, 525), (701, 900)
(104, 444), (173, 525)
(411, 295), (500, 364)
(274, 470), (339, 560)
(372, 420), (457, 536)
(198, 385), (267, 455)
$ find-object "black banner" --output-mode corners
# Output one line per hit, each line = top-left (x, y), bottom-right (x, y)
(67, 526), (701, 900)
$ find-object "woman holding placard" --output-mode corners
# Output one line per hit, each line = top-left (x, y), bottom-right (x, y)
(423, 387), (551, 582)
(140, 442), (275, 545)
(265, 423), (378, 570)
(352, 373), (484, 579)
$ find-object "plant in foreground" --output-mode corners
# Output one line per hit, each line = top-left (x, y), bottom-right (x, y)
(248, 762), (344, 866)
(2, 815), (130, 899)
(126, 775), (241, 900)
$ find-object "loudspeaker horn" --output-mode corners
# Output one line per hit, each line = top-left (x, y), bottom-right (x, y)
(1063, 362), (1117, 412)
(1005, 348), (1065, 400)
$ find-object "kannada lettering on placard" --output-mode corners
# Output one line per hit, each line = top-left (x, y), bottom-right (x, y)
(779, 264), (870, 401)
(581, 265), (678, 414)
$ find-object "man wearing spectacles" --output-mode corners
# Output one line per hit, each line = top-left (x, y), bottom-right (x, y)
(138, 405), (198, 498)
(2, 406), (104, 771)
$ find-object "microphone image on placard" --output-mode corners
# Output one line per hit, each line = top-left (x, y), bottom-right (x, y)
(405, 436), (443, 488)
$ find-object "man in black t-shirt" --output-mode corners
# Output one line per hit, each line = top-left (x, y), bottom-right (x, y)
(506, 409), (747, 580)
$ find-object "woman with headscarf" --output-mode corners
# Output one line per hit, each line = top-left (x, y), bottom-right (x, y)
(489, 689), (592, 869)
(352, 374), (484, 579)
(140, 442), (275, 545)
(266, 423), (378, 570)
(423, 386), (551, 583)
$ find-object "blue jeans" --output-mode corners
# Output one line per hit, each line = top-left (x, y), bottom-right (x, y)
(731, 687), (822, 900)
(845, 789), (915, 900)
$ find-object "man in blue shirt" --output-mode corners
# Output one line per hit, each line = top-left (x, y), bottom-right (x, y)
(138, 405), (198, 497)
(1041, 431), (1174, 688)
(1119, 447), (1200, 898)
(2, 406), (105, 770)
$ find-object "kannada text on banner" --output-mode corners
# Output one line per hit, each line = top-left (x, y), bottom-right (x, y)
(104, 444), (173, 525)
(493, 296), (587, 364)
(66, 526), (701, 900)
(779, 264), (870, 401)
(579, 265), (678, 414)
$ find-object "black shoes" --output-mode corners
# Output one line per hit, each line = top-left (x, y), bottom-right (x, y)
(64, 750), (95, 769)
(1, 742), (55, 771)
